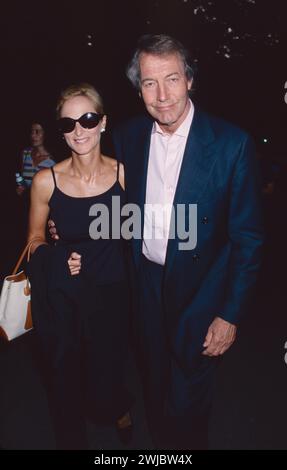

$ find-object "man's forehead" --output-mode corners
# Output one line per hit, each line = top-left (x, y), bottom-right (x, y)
(139, 52), (184, 73)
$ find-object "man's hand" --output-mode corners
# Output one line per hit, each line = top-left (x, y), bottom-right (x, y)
(68, 252), (82, 276)
(202, 317), (237, 356)
(48, 219), (59, 240)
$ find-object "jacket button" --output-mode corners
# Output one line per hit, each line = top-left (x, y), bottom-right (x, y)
(202, 216), (209, 224)
(192, 254), (200, 261)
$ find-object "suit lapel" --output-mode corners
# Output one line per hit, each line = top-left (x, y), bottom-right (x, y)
(129, 118), (153, 266)
(164, 109), (216, 275)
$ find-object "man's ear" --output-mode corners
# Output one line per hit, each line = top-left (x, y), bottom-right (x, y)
(138, 91), (142, 99)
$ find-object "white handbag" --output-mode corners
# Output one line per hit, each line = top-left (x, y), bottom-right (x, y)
(0, 239), (39, 341)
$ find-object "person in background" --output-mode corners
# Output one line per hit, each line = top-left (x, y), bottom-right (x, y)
(16, 119), (55, 238)
(16, 119), (55, 195)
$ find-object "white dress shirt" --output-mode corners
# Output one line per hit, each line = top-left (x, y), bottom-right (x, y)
(143, 100), (194, 265)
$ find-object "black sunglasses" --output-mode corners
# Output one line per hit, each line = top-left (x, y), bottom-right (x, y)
(57, 112), (104, 134)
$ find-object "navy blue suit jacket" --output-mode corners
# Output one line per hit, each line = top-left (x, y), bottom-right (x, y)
(113, 108), (264, 373)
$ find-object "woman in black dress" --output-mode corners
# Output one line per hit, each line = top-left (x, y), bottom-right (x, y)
(27, 83), (132, 449)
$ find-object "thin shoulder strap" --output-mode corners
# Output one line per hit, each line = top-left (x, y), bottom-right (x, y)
(116, 159), (120, 182)
(50, 166), (57, 188)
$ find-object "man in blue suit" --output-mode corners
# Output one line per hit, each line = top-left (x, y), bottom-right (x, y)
(113, 34), (264, 449)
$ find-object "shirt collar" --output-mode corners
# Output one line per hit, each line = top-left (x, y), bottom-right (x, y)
(152, 99), (194, 137)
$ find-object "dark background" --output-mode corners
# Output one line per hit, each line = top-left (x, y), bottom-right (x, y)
(1, 1), (286, 147)
(1, 0), (287, 264)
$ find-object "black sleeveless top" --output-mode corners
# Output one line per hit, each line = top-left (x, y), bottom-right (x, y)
(48, 162), (127, 285)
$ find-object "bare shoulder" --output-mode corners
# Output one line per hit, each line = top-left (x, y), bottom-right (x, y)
(51, 158), (71, 174)
(102, 155), (124, 173)
(118, 162), (125, 180)
(102, 155), (117, 169)
(102, 155), (125, 188)
(32, 167), (53, 187)
(33, 157), (71, 195)
(31, 168), (54, 203)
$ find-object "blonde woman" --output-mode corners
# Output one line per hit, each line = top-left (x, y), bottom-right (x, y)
(27, 84), (132, 449)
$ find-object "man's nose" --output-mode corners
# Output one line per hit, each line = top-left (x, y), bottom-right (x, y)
(157, 83), (168, 102)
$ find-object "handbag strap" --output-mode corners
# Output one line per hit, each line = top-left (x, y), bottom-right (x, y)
(12, 237), (44, 274)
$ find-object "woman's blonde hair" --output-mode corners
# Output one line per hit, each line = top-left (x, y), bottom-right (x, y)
(56, 83), (104, 117)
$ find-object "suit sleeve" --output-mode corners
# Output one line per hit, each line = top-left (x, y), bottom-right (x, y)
(221, 135), (264, 324)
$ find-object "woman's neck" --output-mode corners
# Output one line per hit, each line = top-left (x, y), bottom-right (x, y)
(70, 152), (105, 179)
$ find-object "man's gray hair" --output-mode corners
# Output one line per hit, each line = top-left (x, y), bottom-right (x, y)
(126, 34), (195, 91)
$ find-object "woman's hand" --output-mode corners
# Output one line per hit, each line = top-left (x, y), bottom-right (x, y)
(68, 252), (82, 276)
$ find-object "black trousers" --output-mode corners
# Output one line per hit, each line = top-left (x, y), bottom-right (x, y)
(136, 256), (218, 450)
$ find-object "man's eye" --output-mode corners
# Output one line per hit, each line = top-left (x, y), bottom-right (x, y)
(144, 81), (155, 88)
